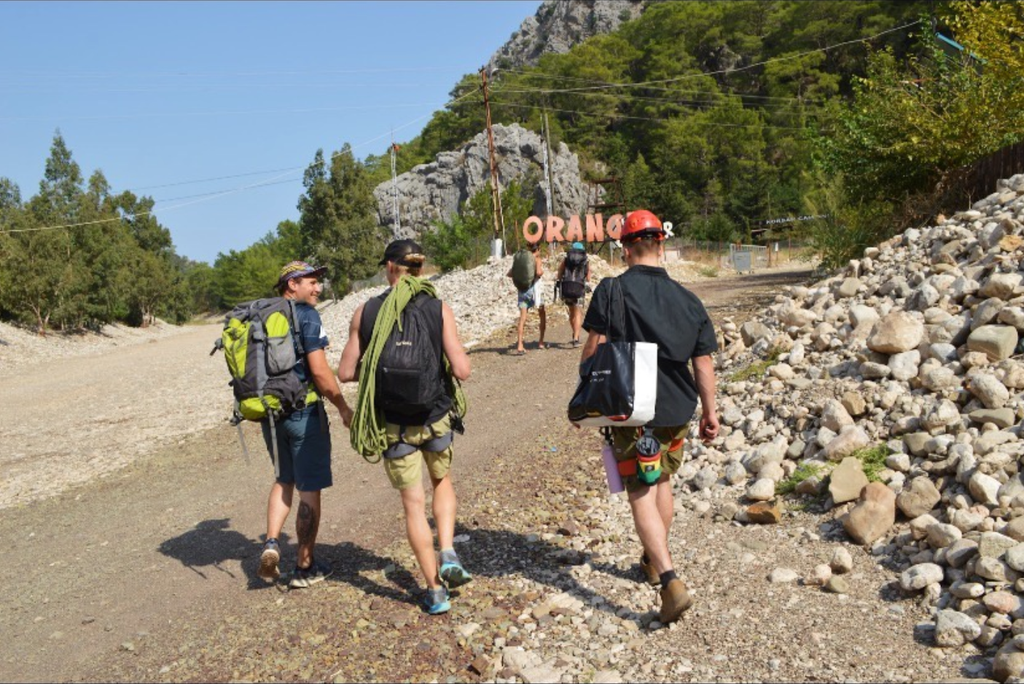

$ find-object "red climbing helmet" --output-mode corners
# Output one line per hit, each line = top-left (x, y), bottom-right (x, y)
(621, 209), (666, 242)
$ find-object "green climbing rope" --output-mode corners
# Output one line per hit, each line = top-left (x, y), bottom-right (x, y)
(350, 275), (467, 463)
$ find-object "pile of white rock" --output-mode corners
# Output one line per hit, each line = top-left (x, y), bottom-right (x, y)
(688, 173), (1024, 681)
(319, 253), (582, 366)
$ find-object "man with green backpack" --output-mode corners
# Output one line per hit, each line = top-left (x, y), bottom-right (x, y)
(242, 261), (353, 588)
(507, 241), (547, 355)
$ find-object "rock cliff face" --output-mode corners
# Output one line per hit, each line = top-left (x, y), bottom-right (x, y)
(373, 123), (591, 240)
(486, 0), (646, 73)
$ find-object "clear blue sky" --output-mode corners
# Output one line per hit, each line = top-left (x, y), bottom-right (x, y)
(1, 1), (540, 264)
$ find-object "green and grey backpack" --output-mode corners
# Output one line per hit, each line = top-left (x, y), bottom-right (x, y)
(211, 297), (316, 473)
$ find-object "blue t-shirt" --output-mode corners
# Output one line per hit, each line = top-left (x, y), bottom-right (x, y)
(292, 302), (329, 385)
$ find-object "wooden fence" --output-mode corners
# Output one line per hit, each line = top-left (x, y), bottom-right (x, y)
(964, 140), (1024, 202)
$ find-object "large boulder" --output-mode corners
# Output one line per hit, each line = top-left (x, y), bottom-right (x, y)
(967, 325), (1018, 362)
(842, 482), (896, 545)
(867, 311), (925, 354)
(373, 123), (590, 240)
(486, 0), (645, 73)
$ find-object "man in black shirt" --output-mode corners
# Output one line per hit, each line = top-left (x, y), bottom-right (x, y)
(581, 210), (720, 624)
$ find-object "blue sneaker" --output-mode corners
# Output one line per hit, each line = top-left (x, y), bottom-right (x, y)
(422, 586), (450, 615)
(440, 559), (473, 589)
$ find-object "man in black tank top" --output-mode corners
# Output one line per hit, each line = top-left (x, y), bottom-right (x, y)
(337, 240), (472, 615)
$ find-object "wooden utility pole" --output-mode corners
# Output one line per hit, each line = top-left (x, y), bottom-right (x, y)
(480, 68), (505, 249)
(390, 132), (400, 234)
(542, 111), (556, 217)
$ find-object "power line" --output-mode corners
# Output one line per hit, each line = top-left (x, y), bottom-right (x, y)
(498, 20), (921, 95)
(128, 167), (304, 192)
(2, 88), (479, 235)
(151, 177), (300, 203)
(4, 19), (918, 235)
(0, 66), (464, 79)
(490, 100), (812, 130)
(498, 67), (830, 104)
(493, 85), (829, 113)
(0, 82), (450, 95)
(0, 101), (448, 123)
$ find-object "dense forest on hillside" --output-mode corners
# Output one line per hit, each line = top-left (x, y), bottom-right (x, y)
(398, 0), (1022, 265)
(1, 0), (1021, 331)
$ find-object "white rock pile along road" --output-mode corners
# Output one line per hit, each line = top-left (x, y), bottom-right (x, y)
(695, 173), (1024, 682)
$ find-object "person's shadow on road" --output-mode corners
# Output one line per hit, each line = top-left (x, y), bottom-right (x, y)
(157, 518), (290, 589)
(158, 519), (420, 599)
(321, 540), (422, 607)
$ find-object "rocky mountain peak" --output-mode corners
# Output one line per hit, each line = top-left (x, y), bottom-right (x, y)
(486, 0), (646, 74)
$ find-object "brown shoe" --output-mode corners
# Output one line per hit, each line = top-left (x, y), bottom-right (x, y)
(659, 578), (693, 623)
(639, 555), (660, 586)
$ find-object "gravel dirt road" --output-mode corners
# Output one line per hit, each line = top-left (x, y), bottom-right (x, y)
(1, 266), (985, 683)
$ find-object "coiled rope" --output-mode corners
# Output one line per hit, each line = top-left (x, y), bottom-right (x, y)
(350, 275), (467, 463)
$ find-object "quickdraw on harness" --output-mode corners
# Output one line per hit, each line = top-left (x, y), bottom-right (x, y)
(607, 426), (683, 486)
(349, 275), (468, 463)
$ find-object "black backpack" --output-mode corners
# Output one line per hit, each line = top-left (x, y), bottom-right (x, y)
(375, 293), (444, 415)
(560, 249), (588, 300)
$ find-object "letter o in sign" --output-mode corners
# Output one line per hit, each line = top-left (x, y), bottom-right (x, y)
(523, 216), (544, 244)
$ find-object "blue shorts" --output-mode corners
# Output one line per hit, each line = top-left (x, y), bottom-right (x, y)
(261, 404), (333, 492)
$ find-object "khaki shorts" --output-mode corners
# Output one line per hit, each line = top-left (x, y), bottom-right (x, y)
(383, 416), (454, 490)
(610, 425), (688, 493)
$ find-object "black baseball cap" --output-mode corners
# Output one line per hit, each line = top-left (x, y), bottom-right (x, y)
(379, 239), (426, 267)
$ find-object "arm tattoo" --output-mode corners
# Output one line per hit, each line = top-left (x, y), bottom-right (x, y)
(296, 501), (319, 547)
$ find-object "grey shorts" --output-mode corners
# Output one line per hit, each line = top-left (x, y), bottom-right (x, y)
(261, 404), (333, 492)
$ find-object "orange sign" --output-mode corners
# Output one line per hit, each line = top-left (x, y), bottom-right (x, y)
(522, 214), (624, 244)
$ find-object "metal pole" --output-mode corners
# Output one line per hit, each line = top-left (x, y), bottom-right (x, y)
(481, 68), (506, 254)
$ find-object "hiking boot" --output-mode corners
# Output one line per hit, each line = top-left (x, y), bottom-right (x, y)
(288, 558), (332, 589)
(440, 559), (473, 589)
(258, 538), (280, 581)
(422, 586), (451, 615)
(659, 578), (693, 624)
(639, 555), (660, 586)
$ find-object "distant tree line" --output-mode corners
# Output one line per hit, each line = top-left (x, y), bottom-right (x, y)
(0, 134), (203, 333)
(0, 136), (390, 333)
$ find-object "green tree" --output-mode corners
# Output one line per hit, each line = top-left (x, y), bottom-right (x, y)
(802, 171), (890, 270)
(819, 6), (1024, 207)
(422, 214), (479, 273)
(180, 259), (217, 314)
(691, 210), (738, 243)
(623, 153), (658, 212)
(213, 244), (281, 307)
(19, 133), (90, 332)
(298, 145), (386, 294)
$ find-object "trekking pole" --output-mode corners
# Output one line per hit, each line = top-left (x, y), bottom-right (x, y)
(236, 422), (251, 465)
